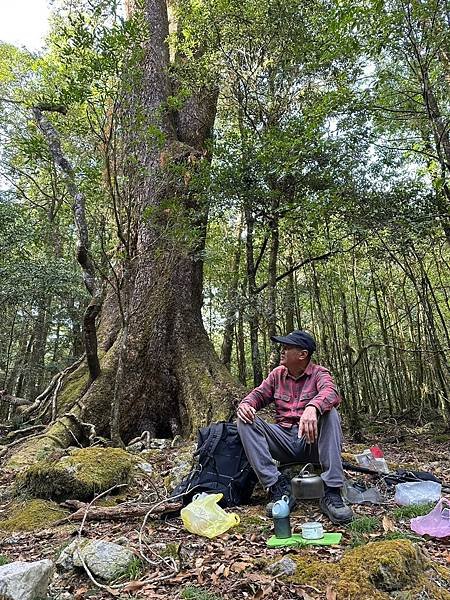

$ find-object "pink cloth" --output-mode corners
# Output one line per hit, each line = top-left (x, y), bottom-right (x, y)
(240, 362), (341, 428)
(410, 498), (450, 538)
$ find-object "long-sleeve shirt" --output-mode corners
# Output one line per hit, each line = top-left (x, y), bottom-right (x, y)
(239, 362), (341, 428)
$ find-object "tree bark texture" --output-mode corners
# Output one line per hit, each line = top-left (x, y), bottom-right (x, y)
(109, 0), (240, 440)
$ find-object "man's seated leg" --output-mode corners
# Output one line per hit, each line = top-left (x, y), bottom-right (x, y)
(292, 408), (352, 524)
(316, 408), (353, 524)
(237, 416), (298, 514)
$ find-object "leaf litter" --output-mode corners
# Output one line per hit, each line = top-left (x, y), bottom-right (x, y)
(0, 419), (448, 599)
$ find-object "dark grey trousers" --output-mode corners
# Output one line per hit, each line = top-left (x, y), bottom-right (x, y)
(237, 408), (344, 489)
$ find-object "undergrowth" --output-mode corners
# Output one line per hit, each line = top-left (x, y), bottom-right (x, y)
(181, 586), (224, 600)
(393, 503), (434, 519)
(348, 516), (380, 533)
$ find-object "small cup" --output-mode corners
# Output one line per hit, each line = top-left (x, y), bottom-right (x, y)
(302, 521), (324, 540)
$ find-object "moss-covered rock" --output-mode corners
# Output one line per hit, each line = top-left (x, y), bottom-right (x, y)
(289, 539), (450, 599)
(164, 442), (196, 491)
(0, 499), (69, 532)
(16, 447), (137, 502)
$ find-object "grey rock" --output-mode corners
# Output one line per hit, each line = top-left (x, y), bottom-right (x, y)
(57, 538), (134, 582)
(78, 540), (135, 581)
(126, 441), (145, 453)
(148, 439), (170, 450)
(266, 556), (297, 576)
(137, 462), (153, 474)
(0, 559), (54, 600)
(53, 592), (74, 600)
(55, 539), (82, 571)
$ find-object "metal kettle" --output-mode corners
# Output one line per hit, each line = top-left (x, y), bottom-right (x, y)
(291, 463), (324, 500)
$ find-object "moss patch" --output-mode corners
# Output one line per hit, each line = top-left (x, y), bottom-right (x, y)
(234, 514), (271, 535)
(289, 539), (450, 599)
(57, 364), (89, 412)
(16, 447), (137, 502)
(0, 499), (68, 532)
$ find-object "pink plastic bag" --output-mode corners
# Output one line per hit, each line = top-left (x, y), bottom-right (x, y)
(410, 497), (450, 538)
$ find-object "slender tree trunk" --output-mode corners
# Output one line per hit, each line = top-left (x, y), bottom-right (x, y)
(244, 203), (263, 386)
(285, 256), (295, 332)
(25, 300), (51, 400)
(266, 199), (280, 371)
(220, 214), (243, 369)
(236, 307), (247, 385)
(340, 288), (362, 439)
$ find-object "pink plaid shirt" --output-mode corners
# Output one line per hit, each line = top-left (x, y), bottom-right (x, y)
(239, 362), (341, 428)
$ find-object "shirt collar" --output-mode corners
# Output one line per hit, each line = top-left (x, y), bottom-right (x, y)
(283, 360), (315, 380)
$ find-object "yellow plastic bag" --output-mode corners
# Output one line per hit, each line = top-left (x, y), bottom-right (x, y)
(181, 492), (240, 538)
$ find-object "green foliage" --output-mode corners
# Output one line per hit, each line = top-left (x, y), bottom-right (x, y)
(120, 556), (144, 581)
(181, 586), (224, 600)
(348, 516), (380, 533)
(0, 0), (449, 433)
(393, 504), (435, 520)
(0, 555), (10, 566)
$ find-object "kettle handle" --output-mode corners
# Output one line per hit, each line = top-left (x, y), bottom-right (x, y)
(299, 463), (315, 476)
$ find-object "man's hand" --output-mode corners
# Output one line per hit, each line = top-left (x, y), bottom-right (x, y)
(237, 403), (256, 424)
(299, 405), (319, 443)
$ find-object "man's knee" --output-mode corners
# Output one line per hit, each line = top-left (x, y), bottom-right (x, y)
(237, 415), (262, 436)
(320, 407), (341, 427)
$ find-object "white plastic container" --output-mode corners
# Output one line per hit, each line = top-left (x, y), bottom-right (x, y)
(394, 481), (441, 506)
(301, 521), (324, 540)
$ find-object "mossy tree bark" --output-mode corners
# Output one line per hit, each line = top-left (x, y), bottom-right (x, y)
(106, 0), (242, 441)
(4, 0), (242, 467)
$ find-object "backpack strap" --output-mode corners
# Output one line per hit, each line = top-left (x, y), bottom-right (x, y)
(195, 422), (225, 462)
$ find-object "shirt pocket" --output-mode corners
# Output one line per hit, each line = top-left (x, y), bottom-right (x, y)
(299, 391), (316, 404)
(274, 392), (291, 403)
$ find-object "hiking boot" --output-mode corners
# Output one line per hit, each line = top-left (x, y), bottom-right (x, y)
(319, 486), (353, 524)
(266, 473), (296, 517)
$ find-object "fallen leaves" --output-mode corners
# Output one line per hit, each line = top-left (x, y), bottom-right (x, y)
(121, 580), (147, 593)
(382, 515), (397, 532)
(73, 586), (88, 600)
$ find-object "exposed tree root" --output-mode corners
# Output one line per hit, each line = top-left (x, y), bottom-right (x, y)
(55, 499), (182, 525)
(21, 355), (85, 422)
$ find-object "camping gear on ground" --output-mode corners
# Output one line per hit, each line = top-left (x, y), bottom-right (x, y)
(342, 479), (384, 504)
(355, 449), (389, 474)
(291, 463), (324, 500)
(267, 532), (342, 548)
(301, 521), (324, 540)
(170, 421), (258, 507)
(385, 469), (444, 488)
(370, 445), (384, 458)
(394, 481), (441, 506)
(181, 492), (240, 538)
(410, 498), (450, 538)
(342, 463), (450, 492)
(272, 495), (292, 539)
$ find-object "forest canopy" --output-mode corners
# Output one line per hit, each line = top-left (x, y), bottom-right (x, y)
(0, 0), (449, 445)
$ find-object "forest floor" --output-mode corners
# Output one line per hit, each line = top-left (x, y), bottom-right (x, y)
(0, 414), (449, 600)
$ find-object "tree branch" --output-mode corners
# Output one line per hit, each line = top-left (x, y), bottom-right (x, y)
(32, 107), (104, 380)
(255, 242), (362, 294)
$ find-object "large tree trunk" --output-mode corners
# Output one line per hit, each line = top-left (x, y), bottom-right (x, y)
(107, 0), (241, 440)
(4, 0), (241, 467)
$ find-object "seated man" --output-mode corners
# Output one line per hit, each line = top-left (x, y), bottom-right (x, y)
(237, 330), (353, 524)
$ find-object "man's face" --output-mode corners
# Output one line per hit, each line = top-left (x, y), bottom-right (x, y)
(279, 344), (308, 370)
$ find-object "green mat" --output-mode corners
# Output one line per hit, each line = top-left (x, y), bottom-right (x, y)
(267, 532), (342, 548)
